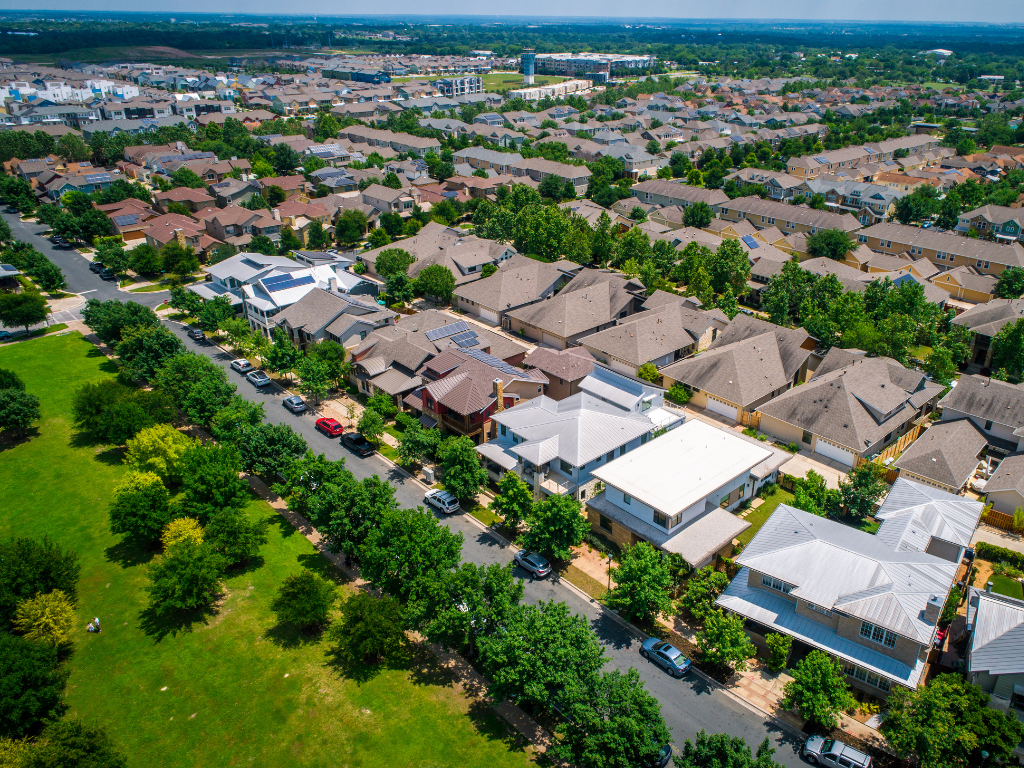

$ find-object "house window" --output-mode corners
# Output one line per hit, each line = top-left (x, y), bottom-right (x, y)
(801, 430), (813, 445)
(560, 459), (572, 474)
(640, 433), (648, 445)
(806, 602), (833, 617)
(599, 515), (613, 532)
(761, 574), (793, 594)
(653, 510), (680, 529)
(606, 451), (614, 463)
(860, 621), (897, 648)
(359, 331), (367, 340)
(985, 420), (993, 431)
(842, 661), (891, 692)
(622, 493), (632, 505)
(500, 424), (506, 437)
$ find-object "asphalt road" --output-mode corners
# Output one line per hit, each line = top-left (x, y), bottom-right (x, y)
(160, 319), (810, 767)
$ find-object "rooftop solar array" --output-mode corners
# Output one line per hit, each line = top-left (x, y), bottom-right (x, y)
(264, 274), (315, 293)
(451, 330), (479, 347)
(424, 320), (470, 342)
(112, 214), (139, 227)
(741, 235), (760, 250)
(83, 173), (112, 184)
(460, 347), (520, 376)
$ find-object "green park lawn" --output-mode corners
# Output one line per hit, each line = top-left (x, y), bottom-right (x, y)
(0, 333), (534, 768)
(736, 488), (795, 547)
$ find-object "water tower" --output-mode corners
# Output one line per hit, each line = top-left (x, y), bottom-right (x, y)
(521, 48), (536, 85)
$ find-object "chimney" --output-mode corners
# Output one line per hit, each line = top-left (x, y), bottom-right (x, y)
(924, 594), (943, 624)
(493, 378), (505, 412)
(272, 208), (281, 221)
(174, 228), (186, 248)
(987, 581), (994, 593)
(328, 276), (338, 293)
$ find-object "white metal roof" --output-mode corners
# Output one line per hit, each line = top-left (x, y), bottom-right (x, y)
(875, 478), (983, 552)
(592, 419), (771, 516)
(966, 587), (1024, 676)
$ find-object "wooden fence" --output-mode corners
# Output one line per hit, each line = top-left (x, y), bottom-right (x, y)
(982, 508), (1018, 533)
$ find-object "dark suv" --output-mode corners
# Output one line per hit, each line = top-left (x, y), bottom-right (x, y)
(342, 431), (375, 457)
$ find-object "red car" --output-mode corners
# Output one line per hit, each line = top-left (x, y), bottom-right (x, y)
(316, 417), (344, 437)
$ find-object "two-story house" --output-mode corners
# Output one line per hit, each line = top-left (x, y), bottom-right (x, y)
(937, 374), (1024, 456)
(957, 205), (1024, 242)
(275, 287), (396, 350)
(950, 299), (1024, 367)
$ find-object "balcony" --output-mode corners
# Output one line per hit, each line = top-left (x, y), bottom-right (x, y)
(539, 473), (578, 496)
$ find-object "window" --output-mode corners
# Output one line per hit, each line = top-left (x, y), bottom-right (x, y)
(359, 331), (367, 341)
(606, 451), (614, 463)
(622, 493), (632, 505)
(641, 399), (652, 412)
(801, 430), (813, 445)
(860, 621), (897, 648)
(500, 424), (506, 437)
(806, 602), (833, 616)
(842, 661), (891, 692)
(560, 459), (572, 474)
(640, 433), (648, 445)
(599, 515), (613, 532)
(985, 420), (993, 431)
(653, 510), (680, 529)
(761, 574), (793, 594)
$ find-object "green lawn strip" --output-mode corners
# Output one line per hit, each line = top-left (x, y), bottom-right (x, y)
(736, 488), (795, 547)
(990, 575), (1024, 599)
(0, 332), (533, 768)
(469, 502), (501, 527)
(557, 565), (608, 604)
(129, 283), (172, 293)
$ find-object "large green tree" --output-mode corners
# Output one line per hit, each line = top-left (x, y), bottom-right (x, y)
(521, 493), (588, 561)
(437, 435), (488, 501)
(676, 731), (784, 768)
(177, 443), (250, 523)
(780, 650), (856, 728)
(0, 634), (68, 737)
(607, 541), (673, 622)
(695, 609), (756, 671)
(490, 471), (533, 533)
(416, 264), (456, 303)
(0, 292), (47, 335)
(146, 541), (226, 615)
(114, 324), (185, 382)
(805, 228), (857, 261)
(271, 569), (337, 632)
(234, 422), (308, 479)
(81, 299), (160, 345)
(0, 536), (80, 627)
(990, 317), (1024, 382)
(331, 592), (406, 665)
(24, 718), (128, 768)
(109, 471), (172, 544)
(679, 566), (729, 623)
(838, 462), (889, 519)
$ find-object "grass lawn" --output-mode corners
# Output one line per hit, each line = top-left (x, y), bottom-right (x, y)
(481, 73), (566, 90)
(0, 333), (534, 768)
(990, 575), (1024, 600)
(737, 488), (795, 547)
(470, 502), (501, 527)
(129, 283), (172, 293)
(910, 346), (933, 360)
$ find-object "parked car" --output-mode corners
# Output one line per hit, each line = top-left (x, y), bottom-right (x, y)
(424, 489), (461, 514)
(802, 737), (872, 768)
(341, 431), (375, 457)
(186, 328), (206, 341)
(88, 261), (104, 273)
(640, 639), (692, 677)
(647, 743), (673, 768)
(513, 550), (551, 579)
(282, 395), (306, 413)
(0, 331), (12, 342)
(246, 370), (271, 388)
(315, 417), (344, 437)
(230, 358), (254, 374)
(99, 269), (117, 281)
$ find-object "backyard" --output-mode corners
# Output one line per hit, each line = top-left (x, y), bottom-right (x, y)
(0, 333), (534, 768)
(736, 487), (795, 547)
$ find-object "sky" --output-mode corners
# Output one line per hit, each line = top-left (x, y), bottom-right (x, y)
(0, 1), (1020, 23)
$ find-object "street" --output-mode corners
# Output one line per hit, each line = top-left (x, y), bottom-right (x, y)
(9, 210), (809, 766)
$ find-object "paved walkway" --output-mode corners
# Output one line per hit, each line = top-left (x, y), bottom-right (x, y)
(972, 524), (1024, 555)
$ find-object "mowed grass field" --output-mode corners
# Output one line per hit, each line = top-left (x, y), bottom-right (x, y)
(0, 333), (534, 768)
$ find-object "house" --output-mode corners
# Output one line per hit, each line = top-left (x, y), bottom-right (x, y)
(200, 206), (281, 245)
(475, 365), (684, 501)
(274, 287), (396, 350)
(630, 180), (729, 211)
(403, 348), (549, 441)
(153, 186), (215, 215)
(930, 266), (999, 305)
(893, 419), (988, 494)
(984, 454), (1024, 515)
(725, 169), (803, 201)
(757, 347), (945, 467)
(209, 177), (263, 208)
(503, 269), (647, 349)
(957, 205), (1024, 242)
(659, 314), (816, 426)
(587, 419), (789, 567)
(578, 299), (729, 377)
(360, 184), (415, 216)
(718, 479), (981, 694)
(950, 299), (1024, 367)
(521, 346), (596, 401)
(190, 251), (310, 310)
(143, 213), (221, 256)
(241, 264), (338, 336)
(511, 157), (592, 194)
(965, 586), (1024, 707)
(452, 254), (578, 326)
(717, 197), (862, 237)
(452, 147), (523, 176)
(857, 222), (1024, 278)
(938, 375), (1024, 455)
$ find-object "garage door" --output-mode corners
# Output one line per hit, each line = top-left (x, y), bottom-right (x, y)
(706, 396), (738, 422)
(815, 438), (855, 467)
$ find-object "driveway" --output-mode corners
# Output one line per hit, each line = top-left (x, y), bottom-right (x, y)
(163, 320), (810, 766)
(972, 525), (1024, 555)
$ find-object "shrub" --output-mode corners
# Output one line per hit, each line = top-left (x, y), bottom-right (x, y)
(940, 586), (962, 628)
(784, 442), (800, 454)
(146, 542), (226, 615)
(124, 424), (194, 484)
(781, 650), (856, 728)
(665, 383), (691, 405)
(13, 589), (75, 647)
(976, 541), (1024, 571)
(109, 471), (171, 544)
(330, 592), (406, 665)
(271, 569), (337, 631)
(765, 632), (792, 672)
(0, 634), (68, 737)
(161, 518), (203, 550)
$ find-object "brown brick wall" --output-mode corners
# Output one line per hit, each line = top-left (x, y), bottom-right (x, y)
(836, 615), (924, 668)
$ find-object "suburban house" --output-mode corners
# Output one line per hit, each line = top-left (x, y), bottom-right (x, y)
(857, 222), (1024, 279)
(503, 269), (647, 348)
(725, 169), (804, 201)
(757, 347), (944, 467)
(189, 251), (298, 309)
(241, 264), (339, 337)
(578, 299), (730, 377)
(950, 299), (1024, 367)
(142, 213), (221, 257)
(199, 205), (281, 246)
(475, 365), (684, 501)
(153, 186), (215, 215)
(274, 288), (397, 350)
(402, 348), (548, 441)
(453, 254), (580, 326)
(360, 184), (415, 216)
(966, 587), (1024, 710)
(630, 180), (729, 211)
(957, 205), (1024, 242)
(984, 454), (1024, 515)
(452, 146), (523, 176)
(717, 197), (862, 237)
(893, 418), (989, 494)
(587, 419), (788, 568)
(511, 157), (592, 194)
(659, 315), (816, 426)
(209, 178), (263, 208)
(718, 478), (982, 694)
(521, 346), (596, 401)
(938, 375), (1024, 456)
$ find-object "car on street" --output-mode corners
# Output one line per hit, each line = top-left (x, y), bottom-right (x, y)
(647, 743), (673, 768)
(513, 550), (551, 579)
(341, 431), (375, 457)
(802, 736), (872, 767)
(424, 489), (461, 514)
(88, 261), (104, 273)
(230, 358), (254, 374)
(99, 269), (117, 281)
(315, 417), (344, 437)
(283, 395), (306, 413)
(640, 638), (692, 677)
(246, 370), (271, 388)
(186, 328), (206, 341)
(0, 331), (12, 342)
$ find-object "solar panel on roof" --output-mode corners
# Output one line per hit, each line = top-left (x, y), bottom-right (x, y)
(460, 347), (520, 376)
(450, 330), (478, 347)
(112, 214), (139, 227)
(84, 173), (112, 184)
(424, 320), (469, 342)
(813, 156), (829, 164)
(741, 235), (760, 250)
(261, 273), (297, 288)
(266, 275), (315, 293)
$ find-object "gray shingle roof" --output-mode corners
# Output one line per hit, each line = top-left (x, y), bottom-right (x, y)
(893, 419), (987, 490)
(580, 302), (725, 368)
(522, 346), (596, 383)
(950, 298), (1024, 339)
(939, 375), (1024, 431)
(452, 253), (570, 311)
(986, 453), (1024, 497)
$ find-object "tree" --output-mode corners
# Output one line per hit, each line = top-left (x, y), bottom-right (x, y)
(335, 209), (368, 245)
(56, 133), (91, 162)
(607, 542), (673, 623)
(12, 589), (74, 648)
(695, 609), (756, 671)
(521, 493), (588, 561)
(0, 389), (39, 439)
(156, 352), (236, 427)
(209, 397), (264, 445)
(394, 422), (439, 468)
(780, 650), (856, 728)
(805, 228), (857, 262)
(204, 506), (268, 568)
(687, 265), (715, 308)
(551, 669), (672, 768)
(161, 518), (203, 550)
(437, 435), (488, 501)
(765, 633), (792, 673)
(146, 542), (226, 615)
(716, 286), (740, 319)
(676, 731), (783, 768)
(991, 317), (1024, 382)
(539, 174), (568, 200)
(109, 471), (171, 544)
(178, 444), (250, 523)
(360, 506), (463, 603)
(24, 718), (128, 768)
(0, 634), (67, 737)
(196, 295), (234, 333)
(331, 592), (406, 665)
(996, 266), (1024, 299)
(296, 355), (331, 404)
(838, 462), (889, 519)
(170, 167), (207, 189)
(684, 201), (714, 229)
(479, 600), (607, 711)
(357, 407), (385, 447)
(635, 362), (660, 383)
(490, 471), (533, 533)
(936, 188), (962, 230)
(159, 240), (199, 275)
(127, 243), (162, 275)
(0, 293), (47, 335)
(271, 569), (337, 632)
(708, 239), (750, 296)
(367, 227), (391, 249)
(680, 566), (729, 623)
(882, 673), (1024, 768)
(416, 264), (456, 304)
(263, 326), (299, 383)
(247, 235), (277, 256)
(234, 422), (308, 478)
(124, 424), (194, 484)
(0, 537), (80, 627)
(81, 299), (159, 345)
(114, 325), (184, 382)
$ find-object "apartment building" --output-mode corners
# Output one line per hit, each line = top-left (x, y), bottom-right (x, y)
(857, 222), (1024, 278)
(717, 197), (862, 236)
(630, 180), (729, 211)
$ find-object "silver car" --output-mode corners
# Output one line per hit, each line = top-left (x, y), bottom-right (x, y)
(802, 736), (872, 768)
(230, 358), (254, 374)
(282, 395), (306, 413)
(424, 489), (461, 514)
(513, 550), (552, 578)
(246, 370), (271, 388)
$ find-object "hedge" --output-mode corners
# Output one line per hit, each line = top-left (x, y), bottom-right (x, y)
(976, 541), (1024, 570)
